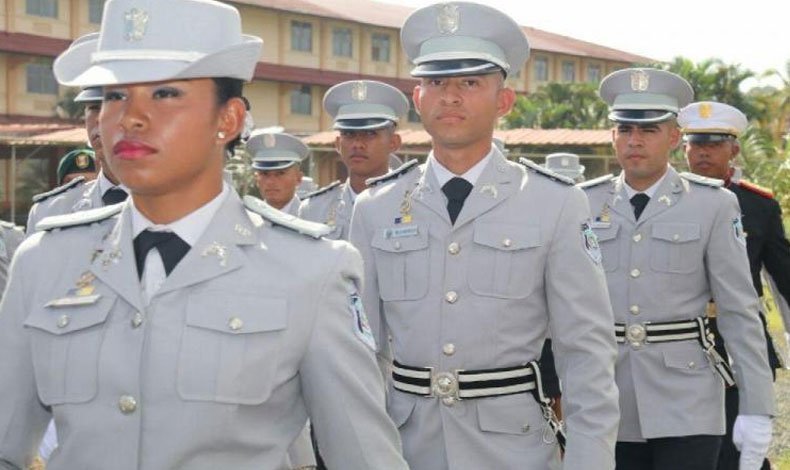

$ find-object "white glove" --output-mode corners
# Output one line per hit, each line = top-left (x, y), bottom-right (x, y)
(733, 414), (772, 470)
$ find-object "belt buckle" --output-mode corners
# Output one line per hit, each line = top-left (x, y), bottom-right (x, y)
(431, 370), (460, 405)
(625, 323), (647, 349)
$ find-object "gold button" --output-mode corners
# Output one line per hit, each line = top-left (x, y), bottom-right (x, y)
(445, 291), (458, 304)
(673, 234), (680, 241)
(630, 268), (641, 278)
(443, 343), (456, 356)
(502, 238), (512, 248)
(131, 312), (143, 328)
(394, 241), (402, 250)
(688, 361), (696, 368)
(633, 233), (642, 242)
(629, 305), (640, 315)
(522, 423), (531, 432)
(442, 396), (456, 406)
(448, 242), (460, 255)
(228, 317), (244, 331)
(118, 395), (137, 414)
(56, 314), (70, 328)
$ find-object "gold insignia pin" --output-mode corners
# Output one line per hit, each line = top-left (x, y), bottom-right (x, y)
(398, 189), (413, 224)
(598, 204), (611, 223)
(698, 103), (713, 119)
(630, 69), (650, 92)
(74, 271), (96, 296)
(351, 81), (368, 102)
(263, 133), (276, 148)
(123, 8), (149, 42)
(234, 223), (252, 237)
(437, 3), (460, 34)
(75, 153), (91, 169)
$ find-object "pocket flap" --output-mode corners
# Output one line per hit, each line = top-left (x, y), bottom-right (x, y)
(594, 223), (620, 242)
(185, 294), (287, 334)
(662, 347), (707, 370)
(25, 297), (114, 335)
(477, 396), (540, 435)
(371, 225), (429, 253)
(388, 391), (417, 428)
(652, 223), (701, 243)
(473, 223), (541, 251)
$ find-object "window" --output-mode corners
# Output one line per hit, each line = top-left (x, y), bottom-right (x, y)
(290, 21), (313, 52)
(587, 64), (601, 83)
(26, 61), (58, 95)
(371, 33), (390, 62)
(290, 85), (312, 115)
(89, 0), (105, 24)
(332, 27), (352, 57)
(562, 61), (575, 82)
(534, 56), (548, 82)
(26, 0), (58, 18)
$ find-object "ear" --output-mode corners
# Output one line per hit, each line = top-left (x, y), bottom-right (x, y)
(388, 131), (402, 153)
(668, 125), (681, 150)
(611, 127), (617, 148)
(732, 141), (741, 158)
(412, 85), (423, 115)
(495, 86), (516, 118)
(334, 135), (341, 153)
(216, 96), (246, 147)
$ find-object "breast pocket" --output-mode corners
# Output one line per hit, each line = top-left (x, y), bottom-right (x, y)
(468, 223), (542, 299)
(371, 226), (430, 301)
(595, 223), (620, 273)
(177, 294), (287, 405)
(650, 223), (702, 274)
(23, 296), (115, 405)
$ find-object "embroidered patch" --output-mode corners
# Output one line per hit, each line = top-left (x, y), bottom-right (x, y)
(385, 225), (419, 239)
(350, 293), (376, 351)
(733, 216), (746, 246)
(581, 221), (602, 264)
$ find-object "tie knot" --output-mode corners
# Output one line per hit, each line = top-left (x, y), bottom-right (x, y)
(630, 193), (650, 220)
(442, 177), (473, 202)
(102, 187), (129, 205)
(133, 229), (190, 278)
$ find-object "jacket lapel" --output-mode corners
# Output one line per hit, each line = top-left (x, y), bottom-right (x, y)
(635, 167), (682, 226)
(452, 150), (514, 231)
(608, 172), (636, 225)
(412, 163), (451, 226)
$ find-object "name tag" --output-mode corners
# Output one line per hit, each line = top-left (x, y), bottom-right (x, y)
(591, 222), (611, 229)
(385, 225), (420, 239)
(45, 294), (102, 308)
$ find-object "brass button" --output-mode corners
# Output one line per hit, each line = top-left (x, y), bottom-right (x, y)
(522, 423), (531, 432)
(502, 238), (512, 248)
(131, 312), (143, 328)
(118, 395), (137, 414)
(673, 234), (680, 241)
(445, 291), (458, 304)
(394, 241), (402, 250)
(228, 317), (244, 331)
(441, 396), (456, 406)
(448, 242), (460, 255)
(687, 361), (696, 369)
(629, 305), (640, 315)
(630, 268), (641, 278)
(56, 314), (70, 328)
(633, 233), (642, 243)
(443, 343), (456, 356)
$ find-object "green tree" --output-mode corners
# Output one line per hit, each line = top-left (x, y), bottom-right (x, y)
(502, 82), (608, 130)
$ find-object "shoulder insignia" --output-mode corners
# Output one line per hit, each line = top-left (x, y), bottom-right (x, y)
(301, 180), (342, 200)
(366, 159), (420, 187)
(679, 172), (724, 188)
(577, 174), (615, 190)
(737, 180), (774, 199)
(36, 201), (124, 232)
(518, 157), (574, 185)
(243, 195), (332, 239)
(31, 176), (86, 203)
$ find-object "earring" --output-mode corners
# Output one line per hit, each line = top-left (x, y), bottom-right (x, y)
(217, 131), (226, 139)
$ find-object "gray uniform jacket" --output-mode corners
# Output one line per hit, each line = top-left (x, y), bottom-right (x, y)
(0, 221), (24, 296)
(580, 167), (775, 442)
(0, 191), (408, 470)
(299, 180), (354, 240)
(26, 178), (101, 236)
(350, 148), (620, 470)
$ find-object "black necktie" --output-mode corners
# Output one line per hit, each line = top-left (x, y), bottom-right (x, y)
(133, 230), (190, 279)
(630, 193), (650, 220)
(442, 177), (473, 225)
(102, 187), (128, 205)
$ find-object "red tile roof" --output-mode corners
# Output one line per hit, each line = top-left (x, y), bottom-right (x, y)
(0, 116), (85, 145)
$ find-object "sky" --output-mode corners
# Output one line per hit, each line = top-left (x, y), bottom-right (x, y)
(383, 0), (790, 90)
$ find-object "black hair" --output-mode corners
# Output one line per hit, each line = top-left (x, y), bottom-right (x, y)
(212, 77), (248, 156)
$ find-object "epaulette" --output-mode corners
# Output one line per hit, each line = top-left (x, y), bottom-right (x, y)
(577, 174), (615, 190)
(737, 180), (774, 199)
(31, 176), (86, 203)
(366, 159), (420, 187)
(301, 180), (342, 200)
(243, 195), (332, 239)
(36, 202), (124, 232)
(518, 158), (574, 185)
(0, 220), (17, 229)
(679, 172), (724, 188)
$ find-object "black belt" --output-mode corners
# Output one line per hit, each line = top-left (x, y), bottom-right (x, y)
(615, 316), (735, 386)
(392, 360), (566, 451)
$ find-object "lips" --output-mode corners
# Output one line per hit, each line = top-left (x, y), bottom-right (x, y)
(437, 113), (465, 122)
(113, 139), (156, 160)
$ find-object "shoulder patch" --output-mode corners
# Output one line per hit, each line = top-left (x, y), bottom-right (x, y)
(366, 159), (420, 187)
(36, 201), (123, 232)
(577, 173), (615, 190)
(301, 180), (342, 200)
(679, 171), (724, 188)
(737, 180), (774, 199)
(243, 195), (332, 239)
(518, 157), (574, 185)
(31, 176), (86, 203)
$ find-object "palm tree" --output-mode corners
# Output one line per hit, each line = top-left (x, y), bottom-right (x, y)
(503, 82), (608, 130)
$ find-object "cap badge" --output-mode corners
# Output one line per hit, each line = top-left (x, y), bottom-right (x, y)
(123, 8), (149, 42)
(352, 81), (368, 102)
(561, 157), (570, 167)
(75, 153), (91, 169)
(437, 3), (460, 34)
(698, 103), (713, 119)
(630, 69), (650, 92)
(263, 133), (276, 148)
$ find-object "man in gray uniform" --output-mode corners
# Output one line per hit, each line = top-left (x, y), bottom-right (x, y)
(350, 3), (620, 469)
(580, 68), (774, 470)
(248, 130), (308, 216)
(298, 80), (409, 240)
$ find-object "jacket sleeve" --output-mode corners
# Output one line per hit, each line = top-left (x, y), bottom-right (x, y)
(761, 198), (790, 311)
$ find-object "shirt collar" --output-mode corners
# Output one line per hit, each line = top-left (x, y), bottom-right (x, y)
(130, 183), (230, 246)
(429, 146), (494, 188)
(97, 170), (129, 196)
(623, 167), (668, 199)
